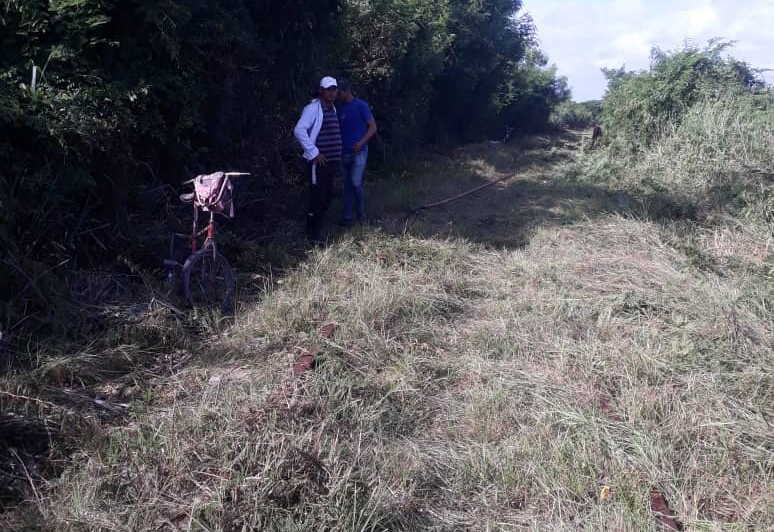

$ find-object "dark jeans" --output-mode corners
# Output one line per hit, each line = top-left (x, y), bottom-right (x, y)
(306, 161), (338, 240)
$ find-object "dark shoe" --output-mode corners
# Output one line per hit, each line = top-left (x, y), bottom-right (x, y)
(337, 218), (354, 228)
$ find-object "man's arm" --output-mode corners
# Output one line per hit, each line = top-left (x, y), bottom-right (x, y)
(293, 104), (320, 161)
(353, 119), (377, 153)
(353, 103), (377, 153)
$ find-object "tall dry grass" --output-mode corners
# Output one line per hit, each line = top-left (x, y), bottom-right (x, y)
(582, 94), (774, 222)
(14, 217), (770, 531)
(2, 127), (773, 530)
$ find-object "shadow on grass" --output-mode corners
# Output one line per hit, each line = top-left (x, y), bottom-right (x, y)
(390, 179), (696, 249)
(0, 130), (698, 511)
(366, 130), (696, 249)
(1, 130), (697, 386)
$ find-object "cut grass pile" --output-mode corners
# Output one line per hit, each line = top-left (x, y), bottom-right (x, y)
(2, 133), (773, 530)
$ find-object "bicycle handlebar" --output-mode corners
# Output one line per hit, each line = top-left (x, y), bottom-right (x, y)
(181, 172), (251, 185)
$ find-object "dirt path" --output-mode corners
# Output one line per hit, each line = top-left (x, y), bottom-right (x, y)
(370, 130), (635, 249)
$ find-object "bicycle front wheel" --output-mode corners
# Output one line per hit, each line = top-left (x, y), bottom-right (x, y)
(182, 246), (235, 312)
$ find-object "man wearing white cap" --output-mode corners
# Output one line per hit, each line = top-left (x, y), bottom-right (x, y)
(293, 76), (343, 242)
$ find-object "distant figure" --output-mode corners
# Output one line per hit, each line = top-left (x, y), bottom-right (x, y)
(294, 76), (342, 242)
(336, 79), (377, 226)
(590, 124), (603, 149)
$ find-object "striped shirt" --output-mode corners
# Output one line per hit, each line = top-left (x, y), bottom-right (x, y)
(316, 104), (342, 161)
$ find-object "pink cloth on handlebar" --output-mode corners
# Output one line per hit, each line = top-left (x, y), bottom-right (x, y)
(193, 172), (234, 218)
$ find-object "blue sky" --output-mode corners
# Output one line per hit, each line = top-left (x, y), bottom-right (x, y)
(523, 0), (774, 101)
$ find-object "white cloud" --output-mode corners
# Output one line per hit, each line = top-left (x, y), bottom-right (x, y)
(523, 0), (774, 101)
(679, 6), (719, 34)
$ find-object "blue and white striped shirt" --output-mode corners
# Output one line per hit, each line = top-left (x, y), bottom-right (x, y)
(316, 104), (342, 161)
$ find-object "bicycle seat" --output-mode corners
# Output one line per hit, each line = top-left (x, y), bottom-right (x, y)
(180, 192), (195, 204)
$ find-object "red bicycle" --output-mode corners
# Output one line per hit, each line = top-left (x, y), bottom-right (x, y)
(164, 172), (249, 312)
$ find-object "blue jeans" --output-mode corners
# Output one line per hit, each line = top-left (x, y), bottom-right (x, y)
(341, 150), (368, 222)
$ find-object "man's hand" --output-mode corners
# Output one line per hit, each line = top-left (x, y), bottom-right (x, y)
(354, 120), (377, 154)
(313, 153), (328, 165)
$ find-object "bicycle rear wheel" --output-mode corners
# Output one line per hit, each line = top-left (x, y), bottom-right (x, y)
(182, 246), (235, 312)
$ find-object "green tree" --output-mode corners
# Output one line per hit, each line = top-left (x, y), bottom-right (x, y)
(430, 0), (532, 142)
(339, 0), (453, 155)
(501, 46), (571, 133)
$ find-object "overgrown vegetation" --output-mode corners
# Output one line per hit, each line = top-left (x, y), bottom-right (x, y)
(0, 0), (568, 344)
(599, 40), (767, 149)
(4, 128), (772, 530)
(577, 41), (773, 223)
(2, 12), (772, 530)
(549, 99), (602, 129)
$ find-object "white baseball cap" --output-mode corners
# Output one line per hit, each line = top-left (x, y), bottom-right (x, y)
(320, 76), (338, 89)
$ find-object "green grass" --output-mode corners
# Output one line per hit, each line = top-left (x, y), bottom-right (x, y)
(2, 129), (773, 531)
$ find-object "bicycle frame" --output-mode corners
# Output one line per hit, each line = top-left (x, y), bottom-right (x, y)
(191, 207), (218, 255)
(164, 172), (249, 298)
(164, 191), (220, 276)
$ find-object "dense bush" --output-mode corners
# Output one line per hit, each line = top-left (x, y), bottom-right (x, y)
(580, 42), (772, 223)
(1, 0), (346, 336)
(601, 40), (765, 149)
(0, 0), (569, 337)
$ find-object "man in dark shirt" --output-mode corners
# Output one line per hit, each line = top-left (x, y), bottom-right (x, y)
(293, 76), (343, 242)
(336, 79), (377, 226)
